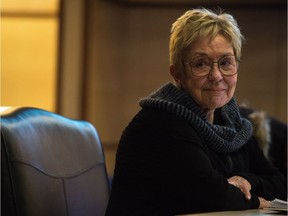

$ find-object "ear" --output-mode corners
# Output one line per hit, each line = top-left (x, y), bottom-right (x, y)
(170, 65), (183, 84)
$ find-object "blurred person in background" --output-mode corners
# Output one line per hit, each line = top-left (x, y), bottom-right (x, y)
(239, 105), (287, 182)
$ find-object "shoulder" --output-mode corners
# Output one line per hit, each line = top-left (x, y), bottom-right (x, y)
(243, 136), (264, 153)
(134, 107), (185, 123)
(131, 108), (198, 136)
(121, 107), (203, 148)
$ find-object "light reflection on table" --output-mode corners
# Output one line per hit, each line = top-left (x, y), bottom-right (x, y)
(179, 209), (287, 216)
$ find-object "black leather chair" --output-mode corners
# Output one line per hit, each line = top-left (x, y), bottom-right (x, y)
(1, 107), (110, 216)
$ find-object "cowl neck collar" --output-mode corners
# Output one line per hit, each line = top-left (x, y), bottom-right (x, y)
(139, 83), (253, 153)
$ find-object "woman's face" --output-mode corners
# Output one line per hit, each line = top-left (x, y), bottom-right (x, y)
(171, 34), (238, 113)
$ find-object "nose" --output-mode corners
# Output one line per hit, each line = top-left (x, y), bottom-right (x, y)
(208, 62), (223, 81)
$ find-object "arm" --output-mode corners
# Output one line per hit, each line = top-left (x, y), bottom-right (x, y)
(234, 138), (287, 201)
(157, 125), (260, 212)
(227, 175), (271, 209)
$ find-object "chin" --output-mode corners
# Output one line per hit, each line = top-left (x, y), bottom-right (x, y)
(196, 97), (230, 111)
(205, 102), (227, 110)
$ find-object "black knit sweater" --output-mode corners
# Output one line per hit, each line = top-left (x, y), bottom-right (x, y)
(105, 84), (287, 216)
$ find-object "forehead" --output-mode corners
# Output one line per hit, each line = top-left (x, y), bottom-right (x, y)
(186, 34), (234, 58)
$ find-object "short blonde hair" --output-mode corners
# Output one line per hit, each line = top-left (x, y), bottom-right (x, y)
(169, 8), (244, 73)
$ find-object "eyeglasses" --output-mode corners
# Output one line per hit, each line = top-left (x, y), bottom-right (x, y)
(184, 55), (240, 77)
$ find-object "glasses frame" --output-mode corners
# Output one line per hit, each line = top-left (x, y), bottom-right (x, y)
(184, 55), (241, 77)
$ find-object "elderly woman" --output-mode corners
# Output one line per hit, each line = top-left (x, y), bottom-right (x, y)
(105, 8), (286, 216)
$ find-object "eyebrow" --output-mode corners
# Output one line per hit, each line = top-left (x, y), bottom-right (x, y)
(190, 52), (234, 60)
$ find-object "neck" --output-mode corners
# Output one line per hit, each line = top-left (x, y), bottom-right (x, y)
(205, 109), (215, 124)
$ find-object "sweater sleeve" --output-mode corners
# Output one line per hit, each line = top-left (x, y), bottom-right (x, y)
(235, 138), (287, 201)
(158, 130), (260, 213)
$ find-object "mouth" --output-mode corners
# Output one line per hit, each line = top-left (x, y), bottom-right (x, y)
(204, 88), (227, 95)
(205, 87), (227, 91)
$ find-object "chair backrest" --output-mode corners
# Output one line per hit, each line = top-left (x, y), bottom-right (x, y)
(1, 107), (110, 216)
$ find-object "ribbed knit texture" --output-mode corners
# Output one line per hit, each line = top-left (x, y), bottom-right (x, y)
(139, 83), (253, 153)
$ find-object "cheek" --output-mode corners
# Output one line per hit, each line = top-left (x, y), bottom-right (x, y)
(184, 73), (205, 87)
(185, 77), (206, 98)
(227, 77), (238, 94)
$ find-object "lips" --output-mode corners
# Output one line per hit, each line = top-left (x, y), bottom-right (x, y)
(203, 88), (227, 95)
(204, 88), (227, 92)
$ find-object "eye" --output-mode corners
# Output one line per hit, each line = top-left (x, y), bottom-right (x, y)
(220, 58), (232, 66)
(219, 56), (236, 70)
(191, 58), (210, 69)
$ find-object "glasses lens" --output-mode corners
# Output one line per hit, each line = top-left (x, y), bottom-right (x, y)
(191, 58), (211, 76)
(219, 56), (238, 75)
